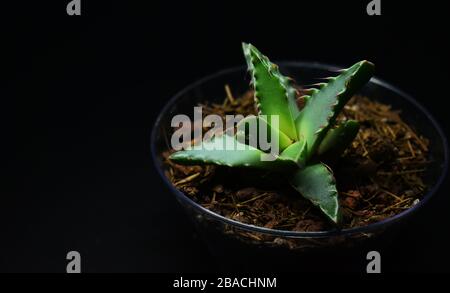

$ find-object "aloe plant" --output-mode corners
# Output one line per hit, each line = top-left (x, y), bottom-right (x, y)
(169, 43), (374, 223)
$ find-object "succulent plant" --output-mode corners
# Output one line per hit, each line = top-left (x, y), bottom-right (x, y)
(169, 43), (374, 223)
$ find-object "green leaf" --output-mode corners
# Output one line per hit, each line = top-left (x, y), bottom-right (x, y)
(290, 163), (340, 223)
(279, 139), (307, 167)
(242, 43), (299, 140)
(169, 134), (298, 171)
(317, 120), (360, 160)
(295, 60), (374, 158)
(235, 115), (293, 152)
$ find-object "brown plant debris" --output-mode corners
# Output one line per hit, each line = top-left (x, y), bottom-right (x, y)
(162, 86), (430, 232)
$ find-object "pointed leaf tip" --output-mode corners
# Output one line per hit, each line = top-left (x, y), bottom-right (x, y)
(242, 44), (299, 140)
(295, 60), (375, 159)
(290, 163), (340, 223)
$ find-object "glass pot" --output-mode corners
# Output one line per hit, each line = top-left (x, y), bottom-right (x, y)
(151, 62), (448, 271)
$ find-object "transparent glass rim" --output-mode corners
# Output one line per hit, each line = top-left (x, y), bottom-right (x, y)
(151, 61), (449, 238)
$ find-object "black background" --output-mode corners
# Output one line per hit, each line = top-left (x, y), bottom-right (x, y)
(2, 0), (450, 272)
